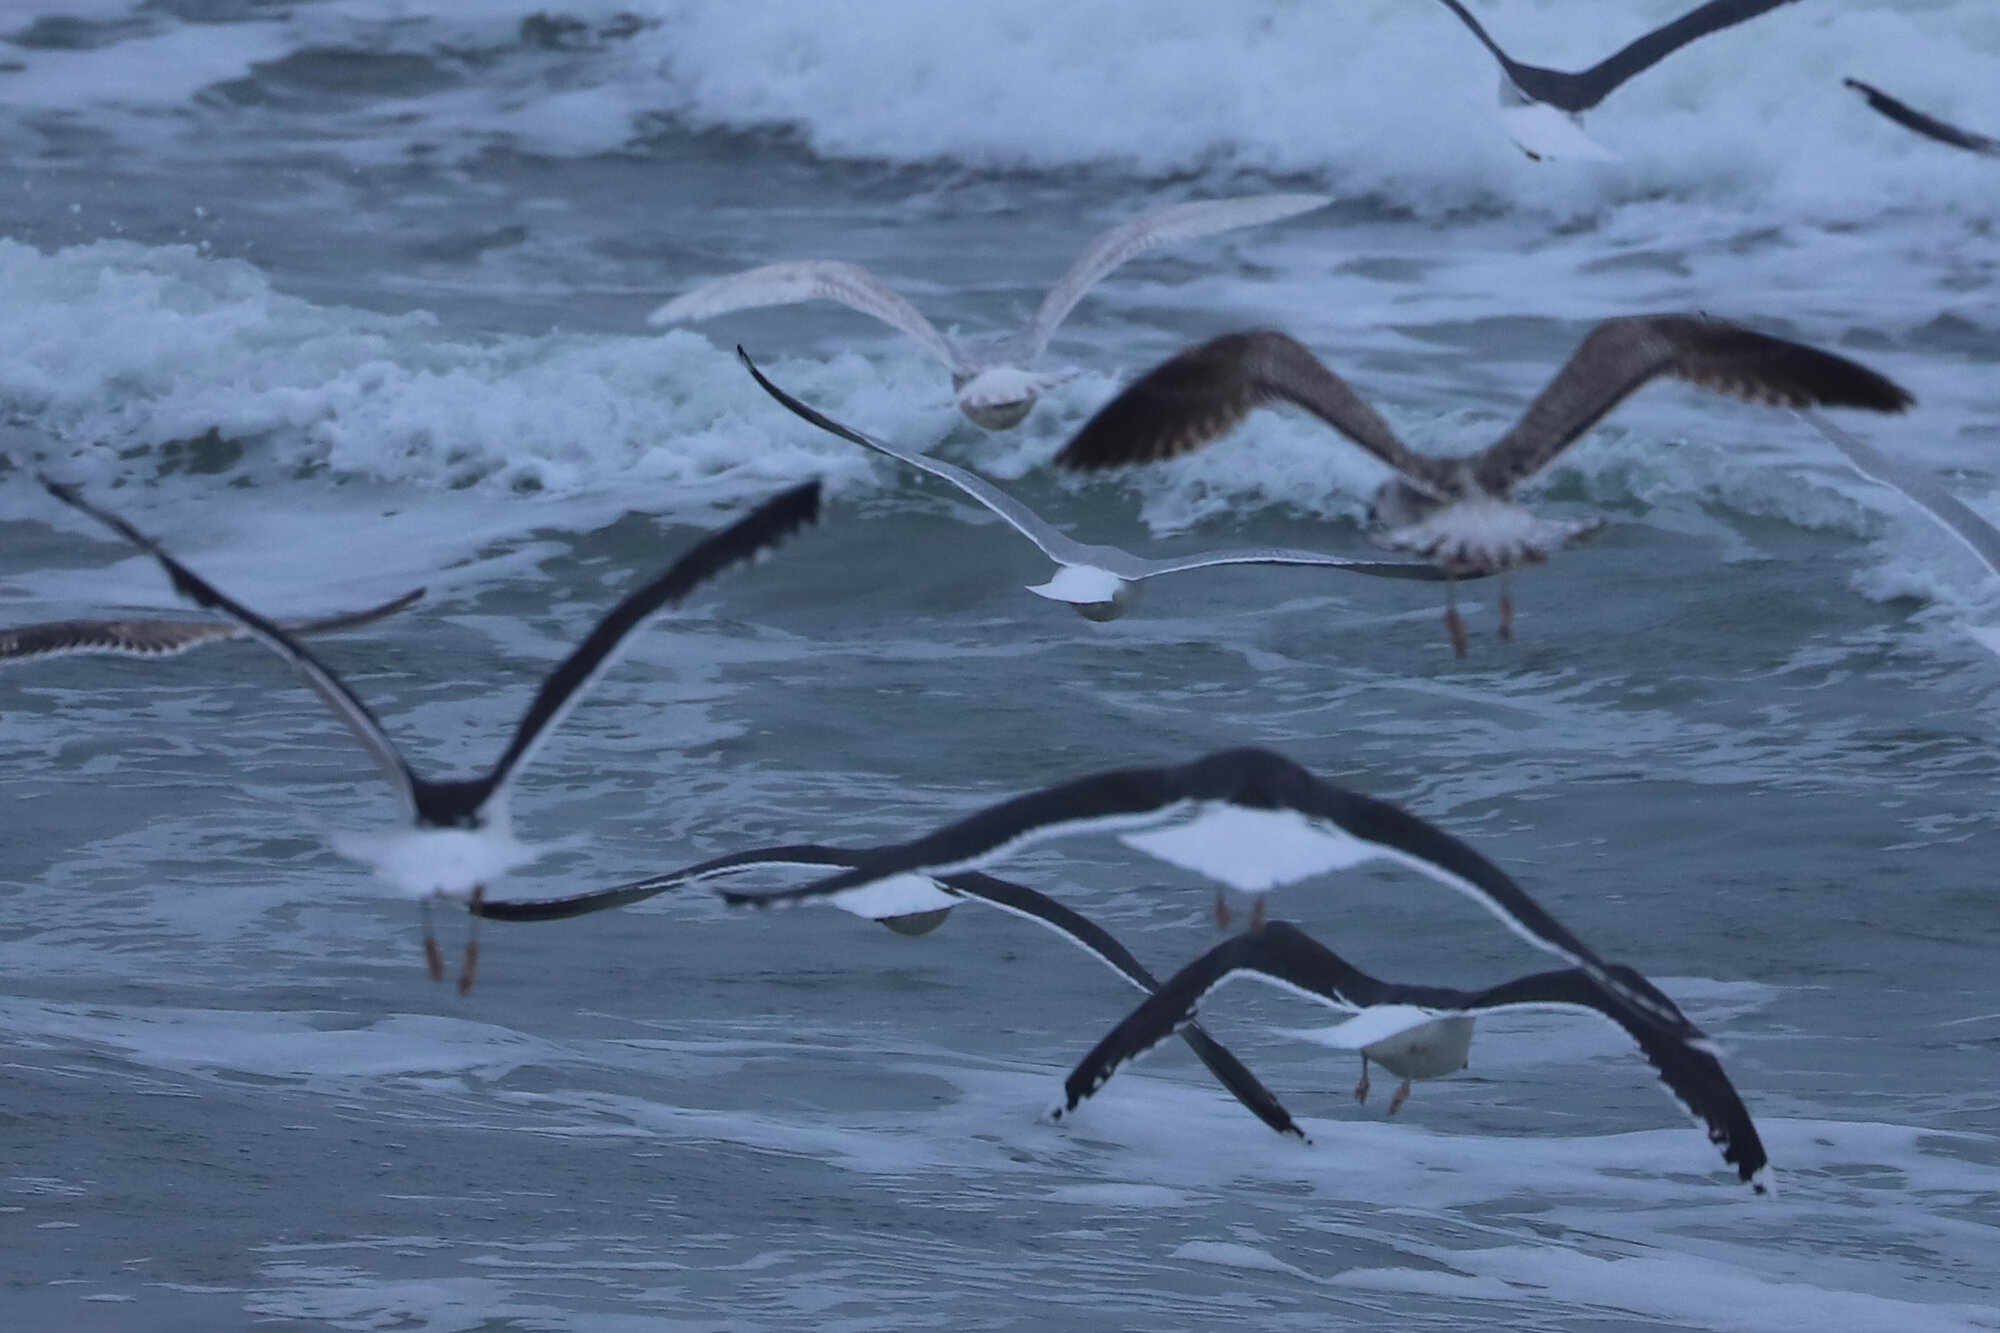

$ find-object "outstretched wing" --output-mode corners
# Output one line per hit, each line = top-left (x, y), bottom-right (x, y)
(1061, 921), (1768, 1189)
(475, 482), (822, 815)
(0, 587), (424, 665)
(1137, 546), (1457, 582)
(1845, 79), (2000, 158)
(1055, 331), (1443, 491)
(1802, 412), (2000, 579)
(1472, 314), (1914, 496)
(650, 260), (962, 370)
(1434, 0), (1799, 113)
(1012, 195), (1333, 361)
(473, 842), (1302, 1139)
(739, 347), (1100, 568)
(39, 478), (425, 818)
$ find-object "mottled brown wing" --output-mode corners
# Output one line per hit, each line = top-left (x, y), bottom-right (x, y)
(1055, 331), (1436, 485)
(0, 618), (240, 661)
(1472, 314), (1915, 496)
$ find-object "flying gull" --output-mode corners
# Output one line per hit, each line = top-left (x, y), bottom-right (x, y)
(1056, 319), (1913, 654)
(651, 195), (1332, 430)
(1843, 79), (2000, 158)
(1, 588), (422, 665)
(474, 842), (1304, 1140)
(1433, 0), (1801, 161)
(738, 347), (1451, 620)
(715, 746), (1690, 1035)
(41, 477), (821, 991)
(1057, 920), (1769, 1191)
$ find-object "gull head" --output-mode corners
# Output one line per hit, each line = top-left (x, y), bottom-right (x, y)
(1027, 563), (1137, 621)
(952, 365), (1077, 431)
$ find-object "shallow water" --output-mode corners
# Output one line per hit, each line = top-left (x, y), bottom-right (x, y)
(3, 3), (2000, 1329)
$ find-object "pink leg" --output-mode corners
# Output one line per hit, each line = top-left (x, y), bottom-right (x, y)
(458, 885), (485, 995)
(1214, 891), (1232, 931)
(421, 899), (446, 982)
(1388, 1079), (1412, 1114)
(1443, 584), (1469, 659)
(1354, 1056), (1371, 1105)
(1249, 897), (1267, 932)
(1498, 572), (1514, 642)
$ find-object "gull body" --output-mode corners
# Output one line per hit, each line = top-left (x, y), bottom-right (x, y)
(1433, 0), (1802, 161)
(716, 746), (1688, 1035)
(1060, 921), (1769, 1192)
(738, 348), (1450, 620)
(43, 478), (822, 989)
(652, 195), (1333, 429)
(1057, 318), (1913, 654)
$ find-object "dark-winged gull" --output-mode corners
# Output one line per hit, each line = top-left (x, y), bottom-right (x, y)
(41, 478), (821, 991)
(1056, 320), (1913, 654)
(651, 195), (1332, 429)
(1057, 920), (1769, 1191)
(738, 347), (1451, 620)
(1433, 0), (1802, 161)
(1843, 78), (2000, 158)
(714, 746), (1688, 1034)
(1, 588), (422, 665)
(473, 842), (1304, 1140)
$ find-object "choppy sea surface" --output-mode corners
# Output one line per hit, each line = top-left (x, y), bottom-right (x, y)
(3, 2), (1999, 1329)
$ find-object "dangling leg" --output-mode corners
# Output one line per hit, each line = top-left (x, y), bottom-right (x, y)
(1498, 570), (1514, 642)
(1388, 1078), (1413, 1114)
(458, 884), (485, 995)
(1249, 896), (1266, 932)
(1214, 890), (1233, 931)
(1354, 1055), (1372, 1105)
(1443, 580), (1468, 659)
(421, 898), (446, 982)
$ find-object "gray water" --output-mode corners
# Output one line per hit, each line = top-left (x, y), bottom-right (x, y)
(4, 5), (2000, 1330)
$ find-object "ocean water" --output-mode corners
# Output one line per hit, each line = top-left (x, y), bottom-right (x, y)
(3, 1), (1999, 1328)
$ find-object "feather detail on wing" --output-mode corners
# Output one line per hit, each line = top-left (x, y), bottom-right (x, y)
(650, 260), (962, 370)
(1055, 331), (1441, 490)
(1015, 195), (1332, 360)
(1471, 314), (1913, 496)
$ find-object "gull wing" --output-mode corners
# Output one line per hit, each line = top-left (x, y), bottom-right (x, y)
(1011, 195), (1333, 361)
(473, 842), (1301, 1139)
(1059, 921), (1769, 1189)
(739, 348), (1103, 569)
(1136, 546), (1456, 582)
(473, 481), (822, 818)
(0, 587), (424, 665)
(1056, 331), (1444, 492)
(1472, 314), (1914, 497)
(1434, 0), (1800, 113)
(650, 260), (963, 370)
(717, 746), (1680, 1030)
(1801, 413), (2000, 579)
(40, 478), (424, 820)
(0, 616), (242, 662)
(1844, 79), (2000, 158)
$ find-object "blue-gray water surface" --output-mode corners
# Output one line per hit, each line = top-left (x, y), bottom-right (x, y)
(3, 4), (1999, 1330)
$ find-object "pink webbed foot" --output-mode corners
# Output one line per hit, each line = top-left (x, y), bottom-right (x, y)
(458, 885), (486, 995)
(1388, 1079), (1413, 1115)
(1444, 604), (1469, 659)
(1354, 1057), (1372, 1105)
(1214, 891), (1233, 931)
(421, 899), (446, 982)
(1498, 574), (1514, 642)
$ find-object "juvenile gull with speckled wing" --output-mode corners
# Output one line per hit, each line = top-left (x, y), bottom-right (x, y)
(1432, 0), (1802, 161)
(737, 347), (1452, 620)
(1057, 318), (1913, 654)
(41, 477), (822, 991)
(650, 195), (1331, 429)
(0, 588), (422, 664)
(1058, 920), (1769, 1192)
